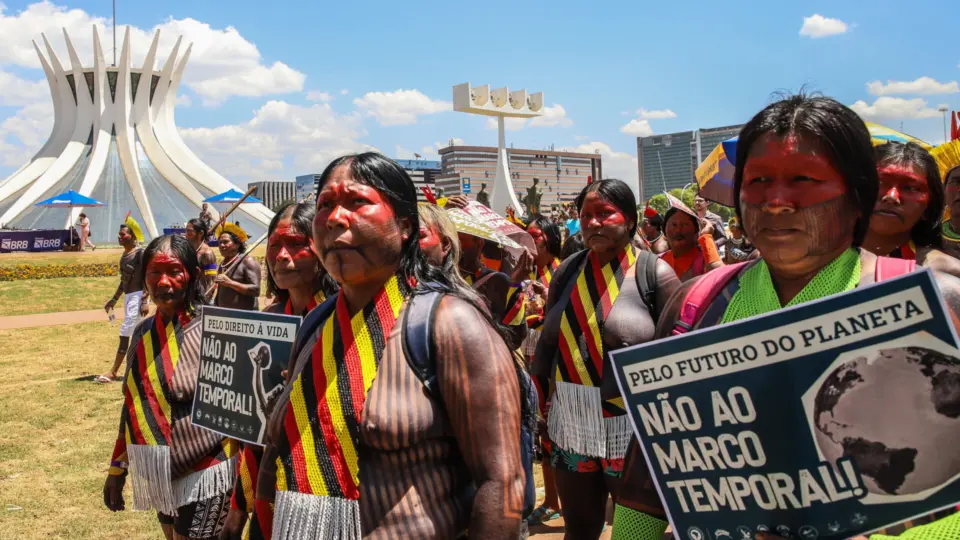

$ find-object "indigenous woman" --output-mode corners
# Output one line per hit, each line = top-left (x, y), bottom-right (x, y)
(103, 234), (237, 540)
(634, 207), (668, 254)
(933, 140), (960, 259)
(215, 224), (262, 311)
(532, 179), (680, 539)
(640, 94), (960, 539)
(724, 216), (758, 264)
(185, 218), (218, 300)
(864, 142), (960, 277)
(660, 195), (724, 282)
(261, 153), (524, 539)
(513, 214), (564, 527)
(417, 203), (465, 278)
(220, 203), (338, 540)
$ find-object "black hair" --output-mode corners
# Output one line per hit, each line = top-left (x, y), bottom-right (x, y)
(645, 213), (665, 232)
(875, 142), (944, 248)
(734, 92), (877, 246)
(219, 231), (247, 254)
(187, 218), (209, 239)
(138, 234), (205, 317)
(316, 152), (507, 338)
(529, 214), (562, 259)
(265, 202), (339, 303)
(118, 224), (132, 235)
(561, 232), (585, 261)
(574, 178), (639, 235)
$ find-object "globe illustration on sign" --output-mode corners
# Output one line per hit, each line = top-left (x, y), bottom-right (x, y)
(812, 345), (960, 496)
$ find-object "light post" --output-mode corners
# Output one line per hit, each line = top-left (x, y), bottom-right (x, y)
(453, 83), (544, 216)
(940, 106), (950, 143)
(679, 182), (696, 203)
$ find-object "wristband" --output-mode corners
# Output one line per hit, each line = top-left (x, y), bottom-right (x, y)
(698, 234), (722, 265)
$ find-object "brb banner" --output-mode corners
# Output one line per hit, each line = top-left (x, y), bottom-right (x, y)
(0, 229), (70, 252)
(610, 269), (960, 540)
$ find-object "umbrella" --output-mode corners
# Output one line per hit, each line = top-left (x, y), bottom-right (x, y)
(694, 138), (737, 207)
(34, 189), (106, 208)
(34, 190), (106, 248)
(459, 201), (535, 255)
(446, 208), (522, 249)
(865, 122), (932, 150)
(204, 188), (262, 205)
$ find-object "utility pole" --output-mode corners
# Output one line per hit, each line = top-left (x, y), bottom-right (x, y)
(939, 106), (950, 142)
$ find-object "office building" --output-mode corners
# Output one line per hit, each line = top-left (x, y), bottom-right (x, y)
(295, 174), (321, 203)
(394, 159), (442, 202)
(635, 124), (742, 204)
(435, 146), (602, 211)
(248, 181), (295, 211)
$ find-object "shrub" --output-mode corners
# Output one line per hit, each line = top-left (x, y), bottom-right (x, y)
(0, 263), (118, 282)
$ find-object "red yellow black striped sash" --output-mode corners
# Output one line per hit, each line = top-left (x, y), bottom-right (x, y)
(503, 284), (526, 326)
(122, 313), (188, 447)
(556, 246), (636, 408)
(891, 241), (917, 261)
(529, 258), (560, 289)
(232, 446), (272, 538)
(276, 276), (406, 501)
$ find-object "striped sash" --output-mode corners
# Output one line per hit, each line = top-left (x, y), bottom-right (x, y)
(503, 284), (526, 326)
(273, 276), (406, 539)
(548, 246), (636, 459)
(527, 258), (559, 330)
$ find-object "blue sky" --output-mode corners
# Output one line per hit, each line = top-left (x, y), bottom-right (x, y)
(0, 0), (958, 196)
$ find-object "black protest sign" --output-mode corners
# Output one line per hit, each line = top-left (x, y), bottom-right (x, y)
(610, 269), (960, 540)
(192, 306), (301, 445)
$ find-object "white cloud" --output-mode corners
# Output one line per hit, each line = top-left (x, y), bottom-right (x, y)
(306, 91), (332, 102)
(0, 101), (53, 167)
(559, 141), (639, 198)
(484, 104), (572, 130)
(850, 97), (941, 120)
(620, 119), (654, 137)
(175, 94), (192, 107)
(178, 100), (373, 183)
(353, 89), (451, 126)
(799, 14), (849, 38)
(0, 69), (48, 106)
(340, 89), (349, 96)
(574, 135), (589, 141)
(634, 108), (677, 120)
(0, 1), (304, 105)
(394, 145), (416, 160)
(867, 77), (959, 96)
(416, 138), (466, 160)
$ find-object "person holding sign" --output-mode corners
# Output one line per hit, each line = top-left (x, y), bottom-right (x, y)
(103, 234), (238, 540)
(260, 153), (524, 539)
(219, 202), (339, 540)
(216, 223), (262, 311)
(637, 93), (960, 539)
(863, 142), (960, 278)
(531, 179), (680, 539)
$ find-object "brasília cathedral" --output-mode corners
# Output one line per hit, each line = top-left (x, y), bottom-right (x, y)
(0, 27), (274, 241)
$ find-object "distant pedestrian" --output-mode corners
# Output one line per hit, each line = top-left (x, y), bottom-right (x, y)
(78, 212), (95, 251)
(199, 203), (213, 231)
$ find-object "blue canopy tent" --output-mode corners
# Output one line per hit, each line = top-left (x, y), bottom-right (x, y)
(34, 190), (106, 249)
(203, 188), (262, 205)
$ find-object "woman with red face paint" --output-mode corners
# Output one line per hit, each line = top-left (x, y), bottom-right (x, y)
(103, 234), (238, 540)
(647, 94), (960, 540)
(216, 225), (262, 311)
(260, 153), (524, 539)
(220, 202), (339, 540)
(933, 140), (960, 260)
(531, 179), (681, 540)
(864, 142), (960, 278)
(661, 194), (725, 282)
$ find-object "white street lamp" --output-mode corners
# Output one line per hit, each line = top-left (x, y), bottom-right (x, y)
(939, 106), (950, 143)
(453, 83), (544, 216)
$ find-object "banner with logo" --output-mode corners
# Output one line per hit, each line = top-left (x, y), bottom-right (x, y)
(192, 306), (301, 445)
(0, 229), (70, 252)
(610, 269), (960, 540)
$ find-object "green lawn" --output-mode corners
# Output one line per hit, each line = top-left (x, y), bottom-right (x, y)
(0, 323), (162, 539)
(0, 245), (267, 268)
(0, 277), (120, 316)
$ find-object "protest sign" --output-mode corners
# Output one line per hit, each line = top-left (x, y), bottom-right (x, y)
(192, 306), (301, 445)
(610, 269), (960, 540)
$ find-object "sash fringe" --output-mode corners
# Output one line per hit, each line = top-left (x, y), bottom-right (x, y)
(605, 414), (632, 460)
(128, 444), (236, 516)
(172, 454), (237, 507)
(128, 444), (177, 515)
(548, 382), (632, 459)
(548, 381), (606, 458)
(273, 491), (361, 540)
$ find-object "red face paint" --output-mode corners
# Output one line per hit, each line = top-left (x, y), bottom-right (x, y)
(870, 164), (930, 236)
(269, 218), (318, 289)
(527, 225), (546, 249)
(146, 252), (190, 310)
(740, 134), (848, 208)
(580, 192), (631, 254)
(418, 224), (445, 266)
(117, 228), (133, 245)
(945, 170), (960, 210)
(218, 233), (237, 259)
(312, 168), (405, 285)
